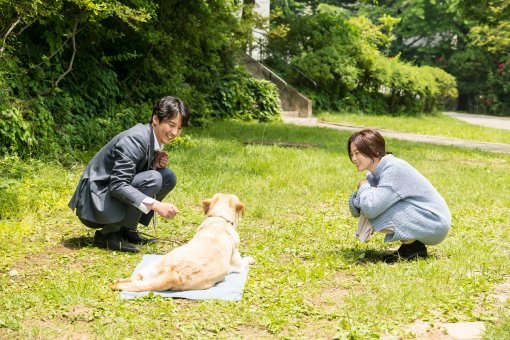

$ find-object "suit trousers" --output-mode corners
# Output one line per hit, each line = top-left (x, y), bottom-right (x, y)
(79, 168), (176, 234)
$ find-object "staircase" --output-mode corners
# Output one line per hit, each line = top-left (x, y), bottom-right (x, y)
(241, 53), (312, 118)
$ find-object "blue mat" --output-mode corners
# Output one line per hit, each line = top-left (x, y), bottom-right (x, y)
(119, 254), (250, 301)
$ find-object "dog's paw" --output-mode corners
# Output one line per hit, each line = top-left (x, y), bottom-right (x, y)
(244, 256), (255, 265)
(109, 283), (120, 291)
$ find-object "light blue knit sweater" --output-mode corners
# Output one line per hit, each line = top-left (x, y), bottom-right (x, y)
(348, 154), (451, 245)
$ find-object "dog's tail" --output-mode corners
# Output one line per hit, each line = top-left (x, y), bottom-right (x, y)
(110, 266), (183, 292)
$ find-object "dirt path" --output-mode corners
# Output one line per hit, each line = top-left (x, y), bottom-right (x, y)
(282, 116), (510, 154)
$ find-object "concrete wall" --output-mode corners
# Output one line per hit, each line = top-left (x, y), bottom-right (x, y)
(242, 54), (312, 118)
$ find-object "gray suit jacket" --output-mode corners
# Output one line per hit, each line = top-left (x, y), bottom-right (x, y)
(68, 123), (155, 224)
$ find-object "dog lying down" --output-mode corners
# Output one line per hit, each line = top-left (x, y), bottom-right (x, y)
(110, 193), (254, 292)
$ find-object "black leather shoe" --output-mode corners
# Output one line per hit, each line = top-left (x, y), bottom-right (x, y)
(383, 241), (427, 263)
(121, 227), (156, 245)
(94, 230), (140, 253)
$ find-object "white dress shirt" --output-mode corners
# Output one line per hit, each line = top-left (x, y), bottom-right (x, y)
(137, 130), (164, 213)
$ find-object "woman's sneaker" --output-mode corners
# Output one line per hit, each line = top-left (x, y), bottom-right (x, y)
(383, 240), (427, 263)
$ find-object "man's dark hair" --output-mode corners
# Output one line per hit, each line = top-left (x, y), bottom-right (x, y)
(150, 96), (190, 127)
(347, 129), (388, 162)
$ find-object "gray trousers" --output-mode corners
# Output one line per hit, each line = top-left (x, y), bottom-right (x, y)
(80, 168), (176, 234)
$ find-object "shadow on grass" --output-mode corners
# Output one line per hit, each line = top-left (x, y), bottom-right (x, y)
(62, 235), (94, 250)
(328, 247), (436, 265)
(335, 247), (386, 264)
(61, 234), (186, 254)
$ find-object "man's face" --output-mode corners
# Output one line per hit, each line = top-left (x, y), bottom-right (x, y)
(153, 114), (182, 145)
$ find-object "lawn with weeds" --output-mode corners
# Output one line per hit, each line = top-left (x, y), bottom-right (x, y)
(1, 120), (509, 338)
(318, 111), (510, 144)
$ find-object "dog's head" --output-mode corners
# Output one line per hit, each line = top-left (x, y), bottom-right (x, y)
(201, 193), (245, 227)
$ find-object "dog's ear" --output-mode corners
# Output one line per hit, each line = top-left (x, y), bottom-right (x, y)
(235, 202), (245, 217)
(201, 199), (212, 214)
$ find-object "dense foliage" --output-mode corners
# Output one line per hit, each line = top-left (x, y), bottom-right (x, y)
(358, 0), (510, 115)
(265, 0), (509, 115)
(265, 1), (457, 114)
(2, 0), (508, 157)
(212, 67), (281, 122)
(0, 0), (281, 157)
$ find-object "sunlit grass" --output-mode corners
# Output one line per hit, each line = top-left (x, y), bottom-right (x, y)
(1, 120), (509, 338)
(317, 111), (510, 144)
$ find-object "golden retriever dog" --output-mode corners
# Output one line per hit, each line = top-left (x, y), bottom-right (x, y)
(110, 193), (254, 292)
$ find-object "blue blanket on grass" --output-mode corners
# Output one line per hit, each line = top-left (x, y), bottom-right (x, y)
(119, 254), (250, 301)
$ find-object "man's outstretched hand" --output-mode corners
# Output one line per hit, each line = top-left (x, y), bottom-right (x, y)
(148, 200), (179, 219)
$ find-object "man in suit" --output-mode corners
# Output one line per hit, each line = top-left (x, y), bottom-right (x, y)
(69, 96), (190, 252)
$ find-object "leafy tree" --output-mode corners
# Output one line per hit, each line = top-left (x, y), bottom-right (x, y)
(1, 0), (281, 157)
(361, 0), (510, 114)
(266, 0), (457, 113)
(454, 0), (510, 54)
(454, 0), (510, 113)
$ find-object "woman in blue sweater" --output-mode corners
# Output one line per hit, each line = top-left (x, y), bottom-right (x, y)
(347, 129), (451, 263)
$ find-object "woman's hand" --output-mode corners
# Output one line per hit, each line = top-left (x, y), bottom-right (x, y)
(358, 179), (369, 188)
(154, 151), (169, 169)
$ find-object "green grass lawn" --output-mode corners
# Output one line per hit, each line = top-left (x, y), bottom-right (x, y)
(1, 120), (509, 338)
(318, 111), (510, 144)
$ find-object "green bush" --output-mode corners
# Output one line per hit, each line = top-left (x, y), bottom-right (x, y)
(0, 56), (28, 155)
(484, 60), (510, 115)
(266, 9), (457, 115)
(421, 65), (458, 112)
(0, 55), (60, 156)
(212, 69), (281, 122)
(386, 60), (423, 114)
(61, 102), (150, 151)
(0, 105), (32, 156)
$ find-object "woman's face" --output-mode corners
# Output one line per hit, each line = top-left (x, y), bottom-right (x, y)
(350, 143), (379, 172)
(153, 114), (182, 145)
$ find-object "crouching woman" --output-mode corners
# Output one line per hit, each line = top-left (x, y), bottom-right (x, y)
(347, 129), (451, 263)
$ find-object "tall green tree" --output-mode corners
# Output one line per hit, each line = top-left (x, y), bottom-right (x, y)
(455, 0), (510, 113)
(1, 1), (281, 156)
(266, 0), (456, 113)
(0, 0), (155, 154)
(362, 0), (510, 114)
